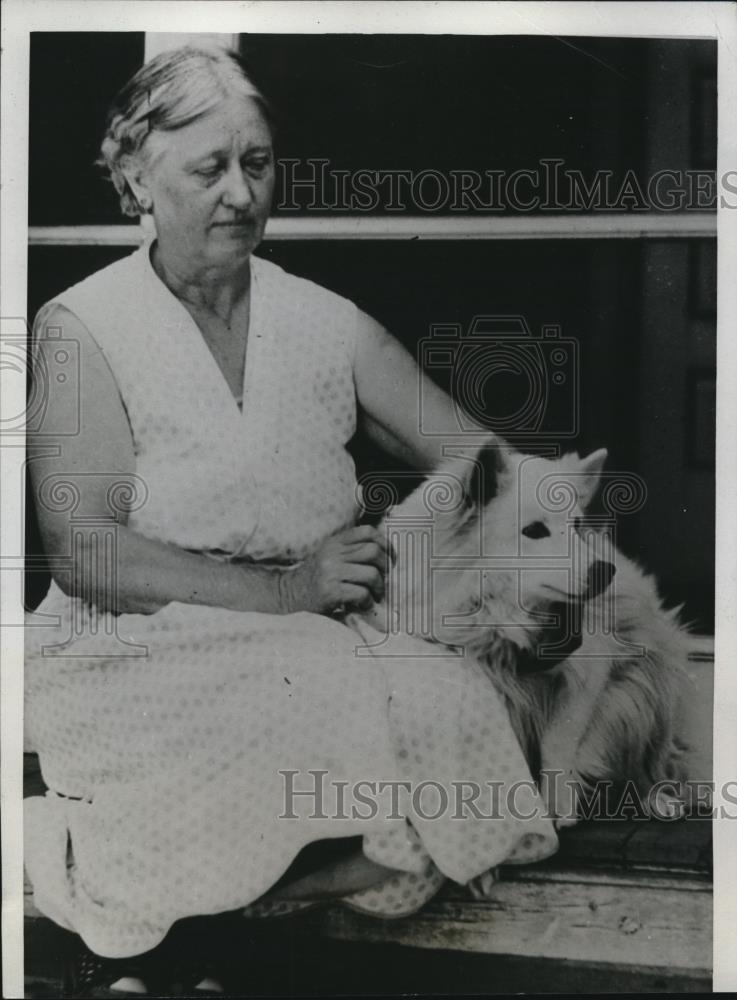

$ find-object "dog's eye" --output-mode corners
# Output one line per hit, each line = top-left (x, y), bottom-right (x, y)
(522, 521), (550, 539)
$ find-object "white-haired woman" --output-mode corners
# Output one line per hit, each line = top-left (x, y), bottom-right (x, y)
(25, 47), (558, 996)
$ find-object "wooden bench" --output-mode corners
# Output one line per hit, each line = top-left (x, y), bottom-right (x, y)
(23, 795), (712, 995)
(23, 639), (714, 995)
(284, 816), (712, 993)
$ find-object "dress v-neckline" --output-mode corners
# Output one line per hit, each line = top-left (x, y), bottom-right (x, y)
(143, 241), (259, 420)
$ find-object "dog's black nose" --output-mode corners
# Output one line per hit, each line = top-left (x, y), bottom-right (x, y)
(586, 560), (616, 598)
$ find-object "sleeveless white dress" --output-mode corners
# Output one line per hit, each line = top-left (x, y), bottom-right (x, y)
(24, 243), (557, 958)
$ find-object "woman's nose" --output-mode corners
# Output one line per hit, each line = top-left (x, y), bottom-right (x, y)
(222, 164), (253, 210)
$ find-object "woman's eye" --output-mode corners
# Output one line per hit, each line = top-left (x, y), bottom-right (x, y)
(195, 166), (222, 182)
(245, 158), (270, 176)
(522, 521), (550, 539)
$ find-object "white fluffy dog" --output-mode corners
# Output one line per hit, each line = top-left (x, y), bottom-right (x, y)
(360, 438), (691, 827)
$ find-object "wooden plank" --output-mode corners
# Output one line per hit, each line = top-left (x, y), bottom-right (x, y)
(28, 225), (143, 246)
(473, 867), (709, 892)
(523, 818), (712, 874)
(624, 818), (712, 871)
(308, 871), (712, 975)
(544, 819), (638, 869)
(264, 214), (718, 241)
(27, 212), (717, 247)
(687, 634), (714, 660)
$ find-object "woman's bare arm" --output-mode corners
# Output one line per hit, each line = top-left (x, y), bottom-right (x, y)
(352, 311), (486, 471)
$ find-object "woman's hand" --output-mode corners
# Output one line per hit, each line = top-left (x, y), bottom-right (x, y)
(279, 525), (394, 615)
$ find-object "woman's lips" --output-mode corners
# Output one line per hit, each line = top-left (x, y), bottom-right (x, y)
(211, 220), (257, 240)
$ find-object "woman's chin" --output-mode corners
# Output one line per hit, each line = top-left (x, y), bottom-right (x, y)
(211, 222), (262, 244)
(206, 232), (260, 268)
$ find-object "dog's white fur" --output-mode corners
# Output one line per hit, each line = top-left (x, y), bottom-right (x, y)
(360, 438), (691, 829)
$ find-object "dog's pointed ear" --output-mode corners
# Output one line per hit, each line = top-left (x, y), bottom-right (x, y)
(466, 444), (508, 509)
(577, 448), (607, 508)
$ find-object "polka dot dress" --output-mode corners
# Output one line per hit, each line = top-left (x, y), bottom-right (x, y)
(24, 244), (558, 958)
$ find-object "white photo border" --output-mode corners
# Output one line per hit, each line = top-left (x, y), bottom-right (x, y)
(3, 3), (736, 996)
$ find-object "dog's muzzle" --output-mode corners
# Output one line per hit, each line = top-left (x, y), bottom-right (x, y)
(585, 560), (616, 599)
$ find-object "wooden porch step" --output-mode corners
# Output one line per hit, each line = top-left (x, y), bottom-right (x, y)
(294, 859), (711, 979)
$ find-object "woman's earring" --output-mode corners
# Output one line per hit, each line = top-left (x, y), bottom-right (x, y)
(139, 195), (152, 213)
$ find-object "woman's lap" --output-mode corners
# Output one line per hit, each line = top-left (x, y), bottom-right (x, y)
(26, 603), (388, 785)
(24, 597), (557, 956)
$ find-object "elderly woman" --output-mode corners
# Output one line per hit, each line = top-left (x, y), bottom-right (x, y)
(25, 47), (557, 995)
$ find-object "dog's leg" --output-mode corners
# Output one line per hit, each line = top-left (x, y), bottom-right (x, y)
(539, 660), (612, 827)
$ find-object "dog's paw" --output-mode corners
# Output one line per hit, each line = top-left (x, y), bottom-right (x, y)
(467, 868), (498, 901)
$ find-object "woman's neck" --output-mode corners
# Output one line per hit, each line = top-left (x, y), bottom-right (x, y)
(150, 240), (251, 322)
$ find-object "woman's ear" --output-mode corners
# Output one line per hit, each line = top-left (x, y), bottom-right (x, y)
(577, 448), (608, 509)
(120, 155), (153, 212)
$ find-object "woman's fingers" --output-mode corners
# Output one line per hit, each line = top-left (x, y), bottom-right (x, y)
(340, 562), (384, 602)
(340, 541), (391, 573)
(297, 524), (396, 615)
(339, 524), (383, 542)
(335, 526), (395, 563)
(339, 582), (376, 611)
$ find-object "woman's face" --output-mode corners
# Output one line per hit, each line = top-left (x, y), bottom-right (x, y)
(139, 96), (275, 274)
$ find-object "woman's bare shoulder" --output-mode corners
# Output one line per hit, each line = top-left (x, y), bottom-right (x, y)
(30, 301), (136, 471)
(34, 301), (106, 358)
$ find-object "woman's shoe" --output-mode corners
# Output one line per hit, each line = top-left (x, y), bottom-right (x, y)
(192, 976), (225, 995)
(62, 937), (118, 997)
(61, 936), (155, 997)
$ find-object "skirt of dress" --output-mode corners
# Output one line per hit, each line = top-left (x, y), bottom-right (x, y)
(24, 588), (557, 957)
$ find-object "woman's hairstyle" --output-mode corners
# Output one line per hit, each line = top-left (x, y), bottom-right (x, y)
(98, 46), (274, 217)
